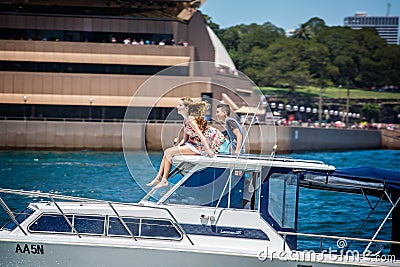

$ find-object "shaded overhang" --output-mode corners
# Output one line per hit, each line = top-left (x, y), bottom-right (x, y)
(0, 0), (206, 21)
(0, 51), (190, 67)
(301, 166), (400, 196)
(0, 93), (190, 108)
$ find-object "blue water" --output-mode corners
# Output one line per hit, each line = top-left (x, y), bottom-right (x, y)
(0, 149), (398, 253)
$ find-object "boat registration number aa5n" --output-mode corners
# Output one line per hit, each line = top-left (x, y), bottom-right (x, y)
(15, 243), (44, 255)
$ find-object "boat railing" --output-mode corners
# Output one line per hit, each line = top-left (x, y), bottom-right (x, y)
(0, 188), (194, 245)
(278, 230), (400, 255)
(0, 197), (28, 236)
(217, 154), (327, 166)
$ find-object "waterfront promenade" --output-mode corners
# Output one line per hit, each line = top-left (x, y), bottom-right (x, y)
(0, 120), (390, 153)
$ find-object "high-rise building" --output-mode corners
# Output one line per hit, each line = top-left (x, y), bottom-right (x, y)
(344, 12), (399, 45)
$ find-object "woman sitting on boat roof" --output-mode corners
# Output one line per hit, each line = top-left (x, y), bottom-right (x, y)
(147, 97), (225, 189)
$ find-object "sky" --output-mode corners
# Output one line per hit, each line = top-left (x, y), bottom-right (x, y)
(200, 0), (400, 32)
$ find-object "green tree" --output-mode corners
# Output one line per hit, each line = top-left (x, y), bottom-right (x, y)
(293, 24), (314, 40)
(211, 15), (398, 90)
(315, 26), (387, 88)
(362, 103), (381, 122)
(293, 18), (326, 40)
(249, 38), (330, 90)
(202, 14), (220, 34)
(394, 105), (400, 115)
(374, 45), (400, 86)
(216, 22), (285, 71)
(304, 17), (327, 35)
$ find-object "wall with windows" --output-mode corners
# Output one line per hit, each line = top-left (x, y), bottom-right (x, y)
(0, 14), (186, 43)
(344, 16), (399, 45)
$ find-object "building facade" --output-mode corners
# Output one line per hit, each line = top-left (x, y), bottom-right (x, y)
(344, 12), (399, 45)
(0, 0), (259, 149)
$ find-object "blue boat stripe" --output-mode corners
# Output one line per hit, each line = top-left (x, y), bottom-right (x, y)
(181, 224), (269, 240)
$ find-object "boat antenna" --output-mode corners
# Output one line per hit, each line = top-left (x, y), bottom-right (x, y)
(270, 144), (278, 158)
(237, 95), (263, 154)
(237, 94), (277, 157)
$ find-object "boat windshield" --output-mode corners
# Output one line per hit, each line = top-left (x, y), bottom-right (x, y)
(163, 166), (261, 210)
(143, 163), (192, 203)
(2, 208), (35, 231)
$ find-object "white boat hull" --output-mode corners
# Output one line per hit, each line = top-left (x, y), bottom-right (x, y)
(1, 239), (396, 267)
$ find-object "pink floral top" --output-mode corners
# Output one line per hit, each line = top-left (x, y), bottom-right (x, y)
(184, 121), (225, 153)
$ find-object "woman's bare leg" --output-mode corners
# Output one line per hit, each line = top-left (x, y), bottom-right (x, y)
(146, 155), (166, 186)
(153, 145), (197, 189)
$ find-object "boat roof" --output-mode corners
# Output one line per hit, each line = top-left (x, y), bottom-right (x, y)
(172, 154), (336, 172)
(302, 166), (400, 195)
(173, 155), (400, 196)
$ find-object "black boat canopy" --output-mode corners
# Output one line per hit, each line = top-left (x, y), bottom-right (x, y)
(300, 166), (400, 196)
(301, 166), (400, 257)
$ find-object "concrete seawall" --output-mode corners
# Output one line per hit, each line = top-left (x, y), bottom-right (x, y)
(0, 120), (143, 150)
(381, 129), (400, 150)
(0, 120), (382, 153)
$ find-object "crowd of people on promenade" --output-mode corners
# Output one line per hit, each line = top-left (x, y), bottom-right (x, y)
(5, 32), (189, 47)
(272, 118), (397, 130)
(238, 114), (397, 131)
(119, 37), (188, 46)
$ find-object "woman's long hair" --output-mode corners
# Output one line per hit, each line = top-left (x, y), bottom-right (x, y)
(188, 101), (209, 132)
(180, 97), (193, 107)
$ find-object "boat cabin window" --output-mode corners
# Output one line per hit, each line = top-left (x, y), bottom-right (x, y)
(108, 217), (181, 240)
(108, 217), (140, 236)
(164, 167), (260, 210)
(141, 219), (181, 239)
(266, 172), (298, 229)
(29, 214), (105, 235)
(2, 208), (34, 231)
(259, 169), (300, 250)
(28, 213), (181, 240)
(74, 215), (105, 235)
(29, 214), (74, 233)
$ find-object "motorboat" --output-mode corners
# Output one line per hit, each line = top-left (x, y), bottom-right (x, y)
(0, 153), (399, 266)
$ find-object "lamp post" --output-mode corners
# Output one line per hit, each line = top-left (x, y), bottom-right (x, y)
(312, 108), (318, 126)
(292, 105), (298, 124)
(89, 97), (94, 120)
(299, 106), (304, 123)
(318, 89), (323, 126)
(346, 87), (350, 128)
(278, 103), (284, 116)
(305, 107), (311, 125)
(285, 104), (291, 124)
(277, 103), (284, 125)
(269, 102), (276, 125)
(23, 95), (28, 119)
